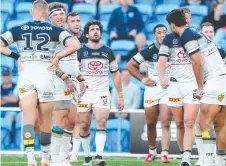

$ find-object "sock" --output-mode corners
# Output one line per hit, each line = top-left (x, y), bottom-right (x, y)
(195, 135), (204, 160)
(95, 129), (106, 157)
(149, 146), (157, 155)
(202, 130), (216, 166)
(40, 132), (51, 164)
(72, 138), (81, 156)
(23, 124), (36, 165)
(51, 126), (64, 163)
(215, 150), (226, 166)
(161, 150), (169, 157)
(182, 150), (191, 162)
(60, 129), (73, 160)
(80, 133), (91, 157)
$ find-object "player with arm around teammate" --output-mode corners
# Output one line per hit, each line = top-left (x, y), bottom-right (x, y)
(127, 24), (172, 163)
(0, 1), (80, 166)
(77, 20), (124, 166)
(166, 9), (226, 166)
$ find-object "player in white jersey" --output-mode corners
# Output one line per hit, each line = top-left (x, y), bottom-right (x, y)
(48, 3), (85, 166)
(0, 1), (80, 166)
(127, 25), (172, 163)
(77, 20), (124, 166)
(158, 8), (200, 166)
(166, 9), (226, 166)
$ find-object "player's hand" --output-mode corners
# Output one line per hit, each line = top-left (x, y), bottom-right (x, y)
(142, 77), (156, 87)
(195, 89), (203, 100)
(17, 58), (24, 72)
(160, 78), (169, 89)
(118, 91), (124, 111)
(48, 56), (60, 71)
(110, 31), (118, 39)
(79, 81), (87, 98)
(128, 29), (137, 37)
(65, 78), (76, 92)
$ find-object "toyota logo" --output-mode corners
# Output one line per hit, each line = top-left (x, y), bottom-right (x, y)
(177, 50), (186, 59)
(88, 61), (103, 70)
(21, 25), (29, 30)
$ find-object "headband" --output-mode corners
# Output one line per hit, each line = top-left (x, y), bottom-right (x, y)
(49, 8), (65, 17)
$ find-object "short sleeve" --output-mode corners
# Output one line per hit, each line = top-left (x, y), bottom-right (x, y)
(181, 28), (201, 57)
(0, 28), (16, 46)
(58, 30), (72, 47)
(133, 46), (150, 64)
(159, 36), (170, 57)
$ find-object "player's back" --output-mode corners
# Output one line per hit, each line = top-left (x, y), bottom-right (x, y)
(181, 27), (226, 81)
(1, 21), (70, 73)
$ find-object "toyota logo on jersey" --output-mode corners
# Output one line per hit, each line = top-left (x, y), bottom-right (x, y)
(88, 61), (103, 70)
(176, 50), (190, 63)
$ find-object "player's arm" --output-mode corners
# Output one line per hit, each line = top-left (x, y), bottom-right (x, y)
(0, 30), (20, 60)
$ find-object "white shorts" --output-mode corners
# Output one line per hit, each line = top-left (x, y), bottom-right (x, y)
(18, 71), (55, 102)
(201, 75), (226, 105)
(168, 81), (200, 107)
(54, 76), (72, 101)
(143, 85), (168, 108)
(77, 91), (111, 112)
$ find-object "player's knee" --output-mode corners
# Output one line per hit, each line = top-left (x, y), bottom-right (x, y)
(80, 121), (90, 133)
(96, 118), (107, 129)
(184, 119), (195, 129)
(161, 120), (171, 129)
(199, 119), (211, 132)
(147, 123), (156, 131)
(176, 121), (184, 130)
(66, 119), (75, 131)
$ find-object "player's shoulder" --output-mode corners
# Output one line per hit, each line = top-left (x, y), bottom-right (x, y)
(102, 44), (113, 52)
(140, 43), (158, 56)
(9, 21), (31, 32)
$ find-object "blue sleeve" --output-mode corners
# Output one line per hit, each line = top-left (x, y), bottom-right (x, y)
(159, 35), (171, 57)
(77, 48), (82, 62)
(181, 28), (201, 57)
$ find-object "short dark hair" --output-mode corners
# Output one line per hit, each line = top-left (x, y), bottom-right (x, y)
(166, 9), (187, 27)
(66, 12), (79, 23)
(153, 24), (167, 33)
(48, 2), (66, 12)
(84, 20), (103, 35)
(201, 22), (214, 29)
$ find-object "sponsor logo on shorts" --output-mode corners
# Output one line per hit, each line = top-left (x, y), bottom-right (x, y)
(64, 90), (72, 96)
(218, 94), (224, 102)
(169, 98), (180, 102)
(19, 88), (26, 94)
(145, 100), (154, 104)
(78, 103), (88, 108)
(42, 92), (53, 98)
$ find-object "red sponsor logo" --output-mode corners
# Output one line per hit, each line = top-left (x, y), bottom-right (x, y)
(176, 50), (189, 63)
(88, 61), (103, 70)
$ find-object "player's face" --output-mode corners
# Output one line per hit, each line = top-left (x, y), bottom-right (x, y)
(185, 12), (192, 25)
(154, 27), (167, 45)
(87, 25), (101, 43)
(201, 26), (215, 40)
(50, 11), (65, 27)
(67, 15), (81, 34)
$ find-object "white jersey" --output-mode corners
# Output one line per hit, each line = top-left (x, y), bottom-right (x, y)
(77, 44), (118, 91)
(133, 43), (170, 84)
(159, 33), (196, 82)
(181, 27), (226, 81)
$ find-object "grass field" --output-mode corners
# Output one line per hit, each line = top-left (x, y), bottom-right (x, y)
(1, 157), (196, 166)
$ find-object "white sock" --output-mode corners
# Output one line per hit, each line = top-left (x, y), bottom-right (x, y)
(95, 130), (106, 156)
(215, 152), (226, 166)
(51, 127), (64, 163)
(26, 148), (37, 164)
(161, 150), (169, 157)
(81, 134), (90, 157)
(41, 145), (50, 163)
(183, 150), (191, 162)
(195, 135), (204, 160)
(202, 142), (215, 166)
(149, 147), (157, 155)
(72, 138), (81, 156)
(60, 130), (73, 160)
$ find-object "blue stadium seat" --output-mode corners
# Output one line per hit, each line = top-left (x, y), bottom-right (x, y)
(14, 116), (22, 150)
(185, 5), (208, 27)
(6, 20), (28, 30)
(72, 4), (96, 23)
(224, 4), (226, 15)
(162, 0), (182, 5)
(155, 4), (179, 23)
(1, 21), (5, 33)
(1, 12), (10, 26)
(1, 55), (16, 71)
(16, 2), (33, 21)
(134, 0), (155, 5)
(134, 4), (153, 22)
(1, 2), (14, 16)
(1, 117), (13, 150)
(99, 4), (120, 22)
(111, 40), (135, 56)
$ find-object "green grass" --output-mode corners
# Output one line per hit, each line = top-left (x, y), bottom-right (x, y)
(1, 157), (196, 166)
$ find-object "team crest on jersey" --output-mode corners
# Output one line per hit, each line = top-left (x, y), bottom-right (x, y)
(83, 51), (89, 57)
(217, 94), (224, 102)
(153, 54), (158, 60)
(173, 39), (178, 45)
